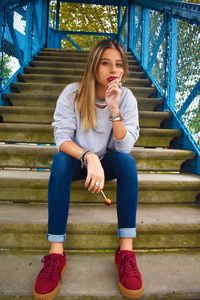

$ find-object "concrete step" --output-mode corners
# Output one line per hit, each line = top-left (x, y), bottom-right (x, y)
(0, 144), (194, 171)
(18, 74), (152, 87)
(30, 60), (142, 71)
(41, 48), (133, 57)
(42, 47), (89, 53)
(0, 123), (181, 147)
(40, 49), (90, 57)
(3, 93), (163, 111)
(0, 170), (199, 204)
(0, 106), (170, 128)
(0, 202), (200, 250)
(34, 55), (139, 65)
(24, 66), (146, 78)
(1, 251), (200, 299)
(40, 49), (135, 58)
(0, 106), (53, 124)
(11, 82), (156, 97)
(139, 111), (170, 128)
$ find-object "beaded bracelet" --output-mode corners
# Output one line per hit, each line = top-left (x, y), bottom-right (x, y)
(79, 150), (93, 168)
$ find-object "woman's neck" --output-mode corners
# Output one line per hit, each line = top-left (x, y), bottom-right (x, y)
(96, 84), (105, 101)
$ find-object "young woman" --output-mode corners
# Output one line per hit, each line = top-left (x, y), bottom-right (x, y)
(33, 39), (143, 300)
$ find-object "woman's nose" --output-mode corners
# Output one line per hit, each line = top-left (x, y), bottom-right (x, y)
(110, 64), (117, 73)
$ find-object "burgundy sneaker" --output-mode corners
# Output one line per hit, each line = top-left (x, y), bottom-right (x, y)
(115, 248), (144, 299)
(33, 253), (67, 300)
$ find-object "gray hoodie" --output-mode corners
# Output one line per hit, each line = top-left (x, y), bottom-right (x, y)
(52, 82), (140, 158)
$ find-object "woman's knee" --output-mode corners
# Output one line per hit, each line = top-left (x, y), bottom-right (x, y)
(51, 151), (74, 173)
(114, 151), (136, 167)
(113, 152), (137, 178)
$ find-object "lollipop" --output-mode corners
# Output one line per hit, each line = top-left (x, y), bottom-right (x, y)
(101, 190), (112, 206)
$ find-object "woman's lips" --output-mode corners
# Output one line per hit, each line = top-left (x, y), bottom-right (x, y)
(107, 76), (118, 82)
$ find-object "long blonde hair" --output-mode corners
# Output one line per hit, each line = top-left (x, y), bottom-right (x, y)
(76, 39), (128, 129)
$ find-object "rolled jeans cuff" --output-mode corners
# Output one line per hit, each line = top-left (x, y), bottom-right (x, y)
(118, 228), (136, 238)
(47, 233), (66, 242)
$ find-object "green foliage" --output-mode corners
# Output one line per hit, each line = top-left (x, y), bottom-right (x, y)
(1, 54), (12, 86)
(176, 21), (199, 106)
(50, 1), (118, 50)
(49, 0), (57, 29)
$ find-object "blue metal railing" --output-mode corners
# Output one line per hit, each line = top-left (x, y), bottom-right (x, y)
(48, 29), (116, 50)
(0, 0), (48, 101)
(127, 0), (200, 174)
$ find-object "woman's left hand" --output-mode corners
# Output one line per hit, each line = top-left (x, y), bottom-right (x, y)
(105, 78), (122, 113)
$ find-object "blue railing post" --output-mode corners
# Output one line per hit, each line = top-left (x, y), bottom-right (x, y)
(0, 3), (3, 54)
(56, 0), (60, 31)
(34, 2), (42, 49)
(0, 2), (4, 104)
(166, 15), (178, 111)
(47, 0), (51, 48)
(141, 8), (150, 69)
(42, 0), (49, 47)
(128, 0), (135, 51)
(117, 2), (123, 33)
(24, 2), (34, 64)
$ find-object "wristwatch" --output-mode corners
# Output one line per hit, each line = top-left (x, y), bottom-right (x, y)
(110, 112), (124, 122)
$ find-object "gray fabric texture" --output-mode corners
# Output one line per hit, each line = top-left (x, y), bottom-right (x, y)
(52, 82), (140, 158)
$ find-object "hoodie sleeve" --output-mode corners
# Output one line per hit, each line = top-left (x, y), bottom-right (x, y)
(113, 88), (140, 153)
(52, 83), (77, 150)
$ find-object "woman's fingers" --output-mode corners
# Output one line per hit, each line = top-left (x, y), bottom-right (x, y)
(106, 80), (122, 96)
(85, 175), (104, 193)
(84, 153), (104, 193)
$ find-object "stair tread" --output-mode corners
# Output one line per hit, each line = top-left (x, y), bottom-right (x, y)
(0, 106), (170, 118)
(0, 169), (199, 188)
(19, 73), (146, 79)
(39, 50), (134, 57)
(11, 83), (154, 92)
(0, 202), (200, 230)
(0, 251), (200, 299)
(0, 122), (180, 133)
(0, 124), (181, 147)
(0, 143), (194, 158)
(0, 144), (195, 166)
(34, 55), (138, 63)
(3, 93), (164, 102)
(30, 60), (141, 70)
(25, 66), (145, 75)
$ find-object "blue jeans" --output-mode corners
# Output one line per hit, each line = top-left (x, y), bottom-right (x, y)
(48, 151), (138, 242)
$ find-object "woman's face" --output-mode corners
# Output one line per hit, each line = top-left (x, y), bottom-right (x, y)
(96, 48), (124, 89)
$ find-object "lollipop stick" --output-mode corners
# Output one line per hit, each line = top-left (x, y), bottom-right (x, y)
(101, 190), (112, 206)
(101, 190), (107, 200)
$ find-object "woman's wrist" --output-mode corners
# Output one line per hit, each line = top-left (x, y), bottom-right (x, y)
(85, 151), (95, 160)
(79, 150), (96, 168)
(108, 106), (120, 116)
(79, 150), (92, 168)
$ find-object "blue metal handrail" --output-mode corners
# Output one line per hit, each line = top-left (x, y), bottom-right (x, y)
(48, 28), (116, 50)
(127, 0), (200, 174)
(0, 0), (48, 101)
(116, 7), (128, 49)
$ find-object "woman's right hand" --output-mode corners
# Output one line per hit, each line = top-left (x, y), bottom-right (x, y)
(85, 152), (105, 193)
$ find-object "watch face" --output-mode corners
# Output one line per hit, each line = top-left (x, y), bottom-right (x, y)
(112, 114), (123, 122)
(110, 113), (123, 122)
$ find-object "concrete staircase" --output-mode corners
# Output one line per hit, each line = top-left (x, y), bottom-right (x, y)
(0, 49), (200, 299)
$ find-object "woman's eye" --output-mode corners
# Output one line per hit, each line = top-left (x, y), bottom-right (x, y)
(102, 61), (108, 65)
(116, 64), (123, 68)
